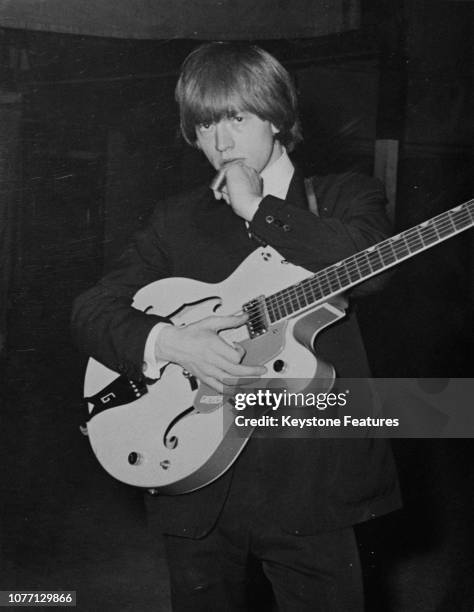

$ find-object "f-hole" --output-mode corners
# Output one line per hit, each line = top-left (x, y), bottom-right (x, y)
(163, 406), (195, 449)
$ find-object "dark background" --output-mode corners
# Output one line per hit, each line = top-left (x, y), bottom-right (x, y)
(1, 1), (473, 610)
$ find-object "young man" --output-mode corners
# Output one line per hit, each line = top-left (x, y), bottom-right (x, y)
(73, 42), (400, 611)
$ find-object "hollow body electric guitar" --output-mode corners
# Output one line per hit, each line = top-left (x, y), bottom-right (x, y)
(84, 199), (473, 493)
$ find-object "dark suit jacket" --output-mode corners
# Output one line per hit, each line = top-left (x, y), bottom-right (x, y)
(73, 170), (401, 537)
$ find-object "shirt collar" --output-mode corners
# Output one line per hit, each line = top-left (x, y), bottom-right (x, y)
(261, 148), (295, 200)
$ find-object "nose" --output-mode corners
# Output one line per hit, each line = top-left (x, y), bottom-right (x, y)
(215, 121), (234, 152)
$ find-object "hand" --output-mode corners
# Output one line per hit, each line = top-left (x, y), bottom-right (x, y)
(155, 314), (267, 392)
(215, 162), (263, 222)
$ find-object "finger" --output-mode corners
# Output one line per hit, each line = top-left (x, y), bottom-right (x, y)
(224, 159), (253, 175)
(220, 158), (246, 172)
(225, 161), (261, 183)
(220, 361), (267, 378)
(233, 342), (246, 361)
(200, 376), (223, 393)
(213, 342), (243, 365)
(200, 363), (250, 393)
(202, 314), (248, 331)
(195, 364), (226, 392)
(221, 375), (262, 390)
(200, 345), (264, 376)
(214, 186), (230, 202)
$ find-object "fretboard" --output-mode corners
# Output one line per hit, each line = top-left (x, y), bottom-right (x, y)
(247, 198), (473, 329)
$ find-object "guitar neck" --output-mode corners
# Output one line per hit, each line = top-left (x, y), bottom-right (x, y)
(244, 198), (473, 335)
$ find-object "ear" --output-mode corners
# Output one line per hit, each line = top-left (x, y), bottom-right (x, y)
(271, 124), (280, 135)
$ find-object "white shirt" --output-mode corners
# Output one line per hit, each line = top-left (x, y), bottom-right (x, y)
(143, 149), (295, 378)
(260, 147), (294, 200)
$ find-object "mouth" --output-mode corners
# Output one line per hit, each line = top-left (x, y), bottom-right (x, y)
(219, 157), (245, 169)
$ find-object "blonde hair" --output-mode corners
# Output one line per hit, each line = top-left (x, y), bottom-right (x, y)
(175, 42), (302, 151)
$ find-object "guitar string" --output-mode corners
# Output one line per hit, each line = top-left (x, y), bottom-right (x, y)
(263, 221), (471, 322)
(245, 204), (474, 326)
(266, 202), (474, 312)
(266, 206), (474, 321)
(243, 202), (473, 326)
(262, 204), (473, 318)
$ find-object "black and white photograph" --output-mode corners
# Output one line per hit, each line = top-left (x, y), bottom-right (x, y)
(0, 2), (473, 611)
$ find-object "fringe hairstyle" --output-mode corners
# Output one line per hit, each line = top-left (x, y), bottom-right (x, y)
(175, 42), (302, 151)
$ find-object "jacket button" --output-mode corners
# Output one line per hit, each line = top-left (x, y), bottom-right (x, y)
(265, 215), (274, 224)
(283, 224), (291, 232)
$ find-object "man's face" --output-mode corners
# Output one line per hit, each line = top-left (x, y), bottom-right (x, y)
(195, 111), (282, 174)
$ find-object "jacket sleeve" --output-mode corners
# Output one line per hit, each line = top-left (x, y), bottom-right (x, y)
(71, 205), (173, 381)
(249, 171), (392, 296)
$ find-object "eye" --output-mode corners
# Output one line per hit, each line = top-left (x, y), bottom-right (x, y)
(232, 115), (244, 123)
(197, 121), (214, 132)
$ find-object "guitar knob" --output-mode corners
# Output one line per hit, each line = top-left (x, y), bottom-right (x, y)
(273, 359), (285, 373)
(128, 452), (143, 466)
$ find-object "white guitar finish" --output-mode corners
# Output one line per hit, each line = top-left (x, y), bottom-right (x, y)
(83, 198), (474, 492)
(84, 247), (342, 492)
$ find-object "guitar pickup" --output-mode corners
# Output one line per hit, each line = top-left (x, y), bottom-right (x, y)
(243, 296), (269, 338)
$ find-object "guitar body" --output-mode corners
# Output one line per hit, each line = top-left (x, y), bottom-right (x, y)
(84, 246), (346, 492)
(83, 198), (474, 492)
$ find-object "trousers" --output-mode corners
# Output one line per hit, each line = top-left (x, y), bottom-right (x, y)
(161, 477), (364, 612)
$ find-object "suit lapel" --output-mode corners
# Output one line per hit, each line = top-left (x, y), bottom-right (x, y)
(190, 168), (310, 267)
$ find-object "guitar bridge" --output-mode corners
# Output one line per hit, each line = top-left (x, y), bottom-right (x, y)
(243, 296), (269, 338)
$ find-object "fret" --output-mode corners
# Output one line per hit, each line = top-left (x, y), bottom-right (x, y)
(334, 262), (351, 287)
(270, 299), (279, 321)
(296, 283), (309, 308)
(265, 299), (272, 322)
(304, 283), (314, 305)
(279, 300), (289, 319)
(345, 258), (362, 283)
(404, 228), (424, 252)
(435, 211), (456, 237)
(294, 287), (304, 311)
(309, 275), (325, 302)
(378, 241), (398, 265)
(266, 298), (277, 324)
(451, 206), (471, 230)
(316, 269), (332, 296)
(273, 299), (285, 320)
(354, 251), (372, 277)
(272, 300), (282, 322)
(391, 234), (411, 258)
(304, 278), (319, 305)
(287, 289), (299, 315)
(283, 296), (293, 317)
(256, 200), (473, 327)
(419, 222), (439, 245)
(324, 271), (335, 294)
(288, 288), (300, 312)
(294, 285), (306, 309)
(326, 267), (342, 293)
(465, 203), (474, 223)
(366, 247), (385, 271)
